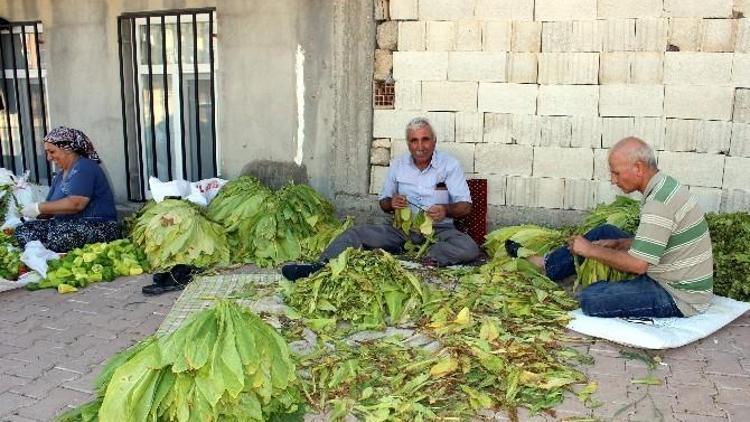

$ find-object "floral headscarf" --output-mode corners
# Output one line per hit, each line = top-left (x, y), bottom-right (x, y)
(43, 126), (101, 163)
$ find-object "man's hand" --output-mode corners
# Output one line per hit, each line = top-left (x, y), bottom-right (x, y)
(592, 238), (632, 250)
(391, 194), (408, 210)
(427, 204), (447, 222)
(21, 202), (40, 219)
(567, 235), (594, 257)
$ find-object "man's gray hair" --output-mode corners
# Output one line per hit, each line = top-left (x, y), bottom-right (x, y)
(405, 117), (436, 140)
(612, 136), (658, 169)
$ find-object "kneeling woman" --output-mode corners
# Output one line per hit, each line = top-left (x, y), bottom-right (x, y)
(15, 127), (121, 252)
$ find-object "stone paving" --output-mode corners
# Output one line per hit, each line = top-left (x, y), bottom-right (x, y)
(0, 273), (748, 421)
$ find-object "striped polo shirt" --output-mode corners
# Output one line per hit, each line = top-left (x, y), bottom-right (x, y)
(628, 172), (713, 316)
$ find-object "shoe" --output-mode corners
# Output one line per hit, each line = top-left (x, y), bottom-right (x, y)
(281, 262), (324, 281)
(420, 256), (440, 268)
(142, 264), (199, 296)
(505, 239), (522, 258)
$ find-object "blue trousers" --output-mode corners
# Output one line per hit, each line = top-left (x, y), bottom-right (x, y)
(545, 224), (683, 318)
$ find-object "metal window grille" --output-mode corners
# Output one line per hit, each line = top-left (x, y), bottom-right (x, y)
(117, 9), (218, 201)
(0, 20), (51, 185)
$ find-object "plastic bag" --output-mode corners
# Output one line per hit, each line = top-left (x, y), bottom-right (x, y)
(1, 170), (50, 229)
(20, 240), (60, 278)
(148, 176), (227, 207)
(148, 176), (192, 203)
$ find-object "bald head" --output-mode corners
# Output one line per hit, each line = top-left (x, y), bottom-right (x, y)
(610, 137), (657, 170)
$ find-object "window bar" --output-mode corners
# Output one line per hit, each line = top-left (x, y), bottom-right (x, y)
(33, 23), (51, 183)
(160, 15), (173, 180)
(20, 25), (40, 181)
(176, 14), (187, 179)
(130, 18), (146, 198)
(8, 25), (28, 173)
(192, 12), (202, 179)
(145, 19), (158, 179)
(208, 12), (217, 176)
(0, 25), (12, 171)
(117, 17), (133, 200)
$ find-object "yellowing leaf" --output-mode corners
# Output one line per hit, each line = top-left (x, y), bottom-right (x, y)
(429, 357), (458, 378)
(454, 307), (472, 325)
(57, 283), (78, 294)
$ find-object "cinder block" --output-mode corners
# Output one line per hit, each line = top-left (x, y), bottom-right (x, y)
(722, 156), (750, 189)
(533, 146), (594, 179)
(720, 188), (750, 212)
(541, 21), (602, 52)
(371, 147), (391, 166)
(483, 21), (511, 52)
(372, 138), (391, 148)
(377, 21), (399, 50)
(599, 85), (664, 117)
(391, 138), (408, 158)
(597, 0), (663, 18)
(437, 142), (476, 173)
(483, 113), (513, 143)
(506, 176), (566, 208)
(426, 21), (456, 51)
(664, 85), (735, 120)
(735, 0), (750, 16)
(594, 180), (621, 205)
(475, 144), (533, 175)
(664, 0), (733, 18)
(374, 110), (455, 140)
(511, 21), (542, 52)
(664, 119), (732, 153)
(427, 112), (457, 142)
(511, 114), (540, 145)
(390, 0), (418, 20)
(395, 80), (422, 110)
(542, 21), (572, 52)
(635, 18), (669, 51)
(700, 19), (737, 52)
(599, 52), (631, 84)
(456, 20), (482, 51)
(564, 179), (597, 210)
(475, 0), (534, 20)
(455, 112), (485, 143)
(393, 52), (449, 81)
(632, 117), (666, 150)
(537, 53), (599, 85)
(507, 53), (538, 83)
(448, 52), (507, 82)
(374, 49), (393, 81)
(571, 116), (602, 148)
(688, 186), (722, 212)
(537, 116), (573, 147)
(668, 18), (701, 51)
(730, 122), (750, 157)
(537, 85), (599, 116)
(601, 117), (636, 147)
(736, 19), (750, 53)
(657, 151), (725, 188)
(536, 0), (597, 21)
(664, 52), (733, 85)
(370, 166), (389, 194)
(484, 174), (507, 206)
(593, 148), (611, 180)
(732, 54), (750, 87)
(601, 19), (638, 52)
(478, 83), (538, 114)
(419, 0), (475, 21)
(631, 52), (664, 84)
(398, 21), (425, 51)
(374, 0), (389, 21)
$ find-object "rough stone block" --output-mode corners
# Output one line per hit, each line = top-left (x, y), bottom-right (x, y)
(511, 114), (540, 145)
(393, 52), (449, 81)
(538, 116), (573, 147)
(475, 0), (534, 20)
(373, 138), (392, 148)
(536, 0), (597, 21)
(507, 53), (538, 83)
(599, 85), (664, 117)
(664, 0), (733, 18)
(631, 52), (664, 83)
(437, 142), (476, 172)
(511, 21), (542, 52)
(658, 151), (725, 187)
(730, 122), (750, 157)
(390, 0), (418, 20)
(635, 18), (669, 51)
(701, 19), (737, 52)
(507, 176), (566, 208)
(370, 166), (388, 194)
(422, 81), (477, 111)
(599, 52), (631, 84)
(371, 147), (391, 166)
(419, 0), (475, 21)
(478, 83), (538, 114)
(665, 119), (732, 153)
(475, 144), (533, 175)
(377, 21), (399, 50)
(426, 21), (456, 51)
(601, 19), (638, 52)
(723, 156), (750, 189)
(483, 113), (513, 143)
(664, 52), (733, 85)
(448, 52), (507, 82)
(571, 116), (602, 148)
(537, 85), (599, 116)
(455, 112), (484, 143)
(689, 186), (722, 212)
(721, 188), (750, 211)
(597, 0), (664, 18)
(733, 54), (750, 87)
(664, 85), (735, 120)
(593, 148), (611, 180)
(564, 179), (597, 210)
(398, 21), (425, 51)
(456, 20), (482, 51)
(537, 53), (599, 85)
(395, 80), (421, 110)
(483, 21), (511, 52)
(533, 146), (594, 179)
(374, 49), (393, 81)
(484, 174), (507, 205)
(668, 18), (701, 51)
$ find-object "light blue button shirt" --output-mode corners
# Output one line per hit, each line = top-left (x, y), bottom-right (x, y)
(379, 150), (472, 227)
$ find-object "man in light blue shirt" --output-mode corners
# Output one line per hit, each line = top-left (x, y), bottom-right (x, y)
(282, 117), (480, 281)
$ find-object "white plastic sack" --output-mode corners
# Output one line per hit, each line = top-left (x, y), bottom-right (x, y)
(148, 176), (227, 207)
(20, 240), (60, 279)
(190, 178), (227, 204)
(148, 177), (192, 203)
(1, 170), (50, 230)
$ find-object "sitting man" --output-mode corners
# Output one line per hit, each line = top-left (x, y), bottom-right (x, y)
(282, 117), (480, 281)
(511, 137), (713, 318)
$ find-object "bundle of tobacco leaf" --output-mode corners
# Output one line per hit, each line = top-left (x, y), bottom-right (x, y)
(577, 196), (640, 234)
(484, 225), (571, 259)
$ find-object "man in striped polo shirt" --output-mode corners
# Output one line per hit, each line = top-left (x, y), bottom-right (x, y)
(512, 137), (713, 317)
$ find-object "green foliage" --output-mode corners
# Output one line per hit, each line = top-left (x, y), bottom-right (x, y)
(574, 258), (631, 290)
(0, 244), (21, 280)
(706, 212), (750, 301)
(484, 225), (571, 259)
(394, 208), (435, 258)
(578, 196), (640, 234)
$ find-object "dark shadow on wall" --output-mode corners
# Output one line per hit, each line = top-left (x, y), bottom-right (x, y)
(241, 160), (308, 190)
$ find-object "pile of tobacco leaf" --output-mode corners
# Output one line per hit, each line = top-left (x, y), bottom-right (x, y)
(706, 212), (750, 301)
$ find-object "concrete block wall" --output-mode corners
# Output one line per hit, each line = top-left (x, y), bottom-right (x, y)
(373, 0), (750, 217)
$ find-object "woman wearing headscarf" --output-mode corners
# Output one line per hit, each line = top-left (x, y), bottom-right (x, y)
(15, 126), (121, 252)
